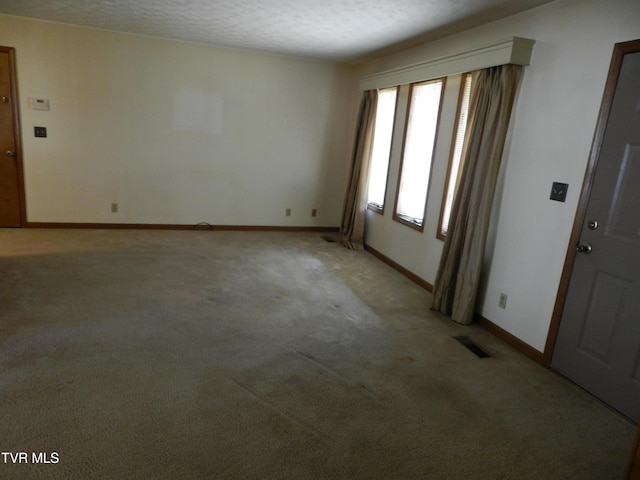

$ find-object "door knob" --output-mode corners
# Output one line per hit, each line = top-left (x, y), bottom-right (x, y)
(576, 243), (592, 254)
(5, 150), (16, 158)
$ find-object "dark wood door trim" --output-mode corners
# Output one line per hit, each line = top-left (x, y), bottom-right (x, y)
(626, 425), (640, 479)
(543, 39), (640, 366)
(0, 46), (26, 226)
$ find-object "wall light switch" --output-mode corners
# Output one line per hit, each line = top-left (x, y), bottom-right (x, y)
(550, 182), (568, 202)
(34, 126), (47, 138)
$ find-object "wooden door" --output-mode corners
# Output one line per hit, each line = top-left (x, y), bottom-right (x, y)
(550, 40), (640, 422)
(0, 46), (24, 227)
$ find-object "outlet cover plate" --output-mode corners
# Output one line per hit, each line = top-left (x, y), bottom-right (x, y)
(499, 293), (507, 309)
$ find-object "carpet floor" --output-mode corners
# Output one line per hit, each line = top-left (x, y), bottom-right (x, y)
(0, 229), (635, 479)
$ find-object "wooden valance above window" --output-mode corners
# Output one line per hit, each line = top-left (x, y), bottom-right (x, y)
(359, 36), (535, 91)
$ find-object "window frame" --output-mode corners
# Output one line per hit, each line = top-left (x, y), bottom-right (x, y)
(437, 73), (472, 240)
(366, 86), (400, 215)
(392, 77), (446, 232)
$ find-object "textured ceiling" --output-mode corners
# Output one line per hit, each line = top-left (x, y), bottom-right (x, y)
(0, 0), (553, 62)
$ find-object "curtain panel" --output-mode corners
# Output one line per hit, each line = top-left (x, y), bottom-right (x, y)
(340, 89), (378, 250)
(431, 64), (524, 325)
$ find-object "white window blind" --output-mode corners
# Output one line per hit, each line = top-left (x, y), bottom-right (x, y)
(395, 79), (444, 226)
(367, 87), (398, 209)
(440, 74), (473, 237)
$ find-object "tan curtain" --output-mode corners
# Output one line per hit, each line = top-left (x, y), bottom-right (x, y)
(340, 89), (378, 250)
(431, 64), (523, 325)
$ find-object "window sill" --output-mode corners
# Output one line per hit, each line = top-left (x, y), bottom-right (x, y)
(367, 203), (384, 215)
(393, 213), (424, 232)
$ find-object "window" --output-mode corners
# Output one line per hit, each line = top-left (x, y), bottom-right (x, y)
(437, 74), (473, 240)
(367, 87), (398, 212)
(393, 78), (445, 230)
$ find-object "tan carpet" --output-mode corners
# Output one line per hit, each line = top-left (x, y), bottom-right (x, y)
(0, 229), (634, 479)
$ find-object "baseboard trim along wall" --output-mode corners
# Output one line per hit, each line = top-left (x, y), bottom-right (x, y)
(25, 222), (340, 233)
(364, 243), (434, 292)
(475, 315), (545, 365)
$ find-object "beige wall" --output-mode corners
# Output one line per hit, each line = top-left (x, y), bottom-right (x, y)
(0, 15), (357, 226)
(359, 0), (640, 352)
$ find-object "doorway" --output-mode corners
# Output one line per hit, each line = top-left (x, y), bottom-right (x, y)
(546, 39), (640, 423)
(0, 46), (25, 227)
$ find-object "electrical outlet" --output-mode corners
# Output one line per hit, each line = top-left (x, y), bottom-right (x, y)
(499, 293), (507, 309)
(111, 203), (118, 213)
(285, 208), (291, 217)
(311, 209), (317, 217)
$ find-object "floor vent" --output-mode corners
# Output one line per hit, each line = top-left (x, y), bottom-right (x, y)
(453, 335), (491, 358)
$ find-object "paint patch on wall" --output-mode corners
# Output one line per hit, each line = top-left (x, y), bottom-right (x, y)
(173, 92), (223, 135)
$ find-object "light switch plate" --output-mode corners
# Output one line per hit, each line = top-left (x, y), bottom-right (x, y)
(34, 126), (47, 138)
(550, 182), (568, 202)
